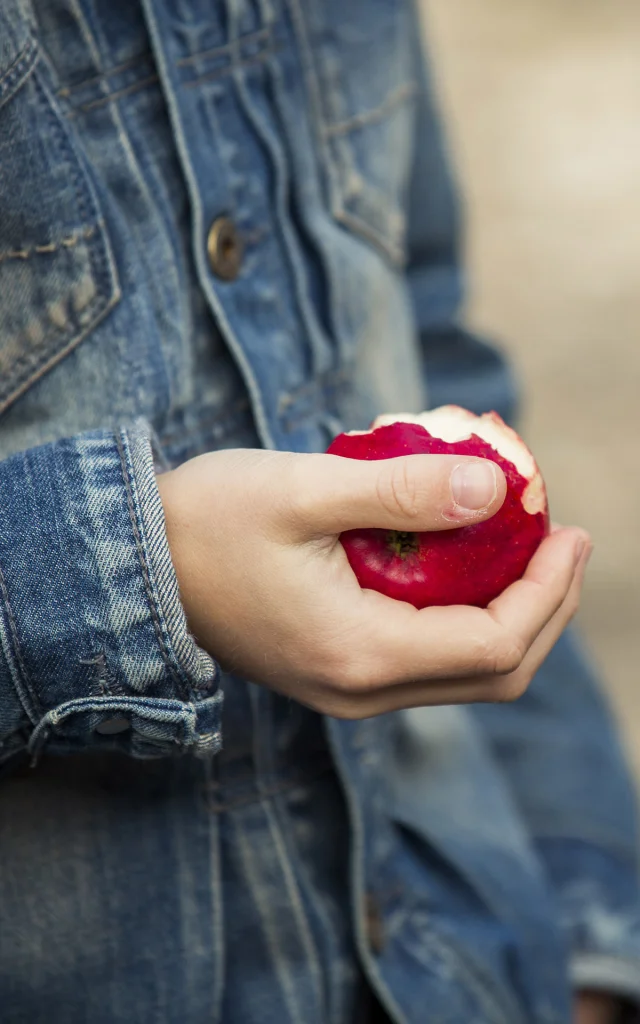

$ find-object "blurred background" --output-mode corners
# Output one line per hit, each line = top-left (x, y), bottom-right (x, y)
(422, 0), (640, 776)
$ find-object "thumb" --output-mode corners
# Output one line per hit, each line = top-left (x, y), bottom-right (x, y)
(294, 453), (506, 535)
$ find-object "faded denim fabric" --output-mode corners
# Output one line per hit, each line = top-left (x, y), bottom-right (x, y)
(0, 0), (639, 1021)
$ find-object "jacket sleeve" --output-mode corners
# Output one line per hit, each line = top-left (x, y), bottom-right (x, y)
(0, 419), (221, 767)
(407, 1), (640, 1008)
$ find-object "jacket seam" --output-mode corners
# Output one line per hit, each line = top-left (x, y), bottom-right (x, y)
(204, 763), (334, 813)
(333, 206), (405, 267)
(176, 26), (271, 67)
(0, 61), (122, 417)
(0, 287), (120, 415)
(56, 50), (153, 96)
(0, 225), (96, 263)
(324, 81), (417, 138)
(67, 74), (160, 115)
(0, 35), (38, 110)
(0, 561), (42, 723)
(182, 47), (279, 88)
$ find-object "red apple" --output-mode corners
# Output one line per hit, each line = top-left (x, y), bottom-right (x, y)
(326, 405), (549, 609)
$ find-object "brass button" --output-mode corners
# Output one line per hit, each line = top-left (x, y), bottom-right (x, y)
(207, 216), (243, 281)
(365, 893), (385, 955)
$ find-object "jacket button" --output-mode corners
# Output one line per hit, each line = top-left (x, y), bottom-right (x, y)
(207, 216), (243, 281)
(96, 717), (131, 735)
(365, 893), (385, 955)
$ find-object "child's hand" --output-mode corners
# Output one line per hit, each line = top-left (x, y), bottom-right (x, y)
(157, 449), (590, 717)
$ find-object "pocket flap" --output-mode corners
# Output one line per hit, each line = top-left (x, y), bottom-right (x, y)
(0, 46), (120, 415)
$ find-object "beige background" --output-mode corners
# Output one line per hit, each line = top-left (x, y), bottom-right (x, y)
(422, 0), (640, 776)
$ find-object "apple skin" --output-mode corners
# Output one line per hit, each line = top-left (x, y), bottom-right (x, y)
(326, 416), (549, 609)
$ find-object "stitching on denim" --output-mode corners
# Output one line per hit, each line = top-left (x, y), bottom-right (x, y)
(115, 430), (187, 698)
(0, 35), (38, 106)
(261, 797), (325, 1010)
(78, 650), (121, 696)
(56, 51), (154, 97)
(0, 225), (96, 263)
(204, 764), (333, 812)
(269, 782), (339, 1021)
(285, 0), (336, 179)
(284, 0), (407, 267)
(67, 74), (159, 115)
(114, 431), (180, 682)
(0, 58), (121, 412)
(125, 425), (212, 694)
(324, 81), (417, 137)
(183, 48), (278, 88)
(0, 563), (42, 723)
(33, 67), (92, 240)
(333, 206), (404, 266)
(0, 227), (106, 388)
(404, 916), (523, 1024)
(0, 285), (117, 409)
(32, 59), (117, 313)
(176, 26), (271, 67)
(228, 30), (330, 380)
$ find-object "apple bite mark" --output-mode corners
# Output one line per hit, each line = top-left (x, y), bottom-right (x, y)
(327, 405), (549, 609)
(371, 407), (546, 516)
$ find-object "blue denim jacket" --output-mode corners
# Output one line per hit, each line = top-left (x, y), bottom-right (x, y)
(1, 1), (639, 1021)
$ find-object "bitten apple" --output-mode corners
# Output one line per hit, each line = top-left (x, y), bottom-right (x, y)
(326, 405), (549, 609)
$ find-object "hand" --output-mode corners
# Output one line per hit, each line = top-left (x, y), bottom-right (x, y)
(574, 992), (624, 1024)
(157, 449), (590, 717)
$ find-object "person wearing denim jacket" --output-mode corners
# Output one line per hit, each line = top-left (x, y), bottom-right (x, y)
(0, 0), (638, 1021)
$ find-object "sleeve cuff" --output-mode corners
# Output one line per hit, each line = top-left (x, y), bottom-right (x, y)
(572, 954), (640, 1009)
(0, 420), (221, 761)
(536, 838), (640, 1017)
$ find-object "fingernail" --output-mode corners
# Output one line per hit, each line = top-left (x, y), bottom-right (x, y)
(451, 461), (498, 511)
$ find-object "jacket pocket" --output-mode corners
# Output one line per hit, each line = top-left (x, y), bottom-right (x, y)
(293, 0), (417, 266)
(0, 16), (120, 417)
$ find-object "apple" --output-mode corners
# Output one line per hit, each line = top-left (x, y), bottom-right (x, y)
(326, 405), (549, 609)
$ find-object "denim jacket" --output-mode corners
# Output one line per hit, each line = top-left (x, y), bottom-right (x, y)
(1, 1), (639, 1021)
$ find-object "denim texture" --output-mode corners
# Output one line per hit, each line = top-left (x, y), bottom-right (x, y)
(0, 0), (639, 1020)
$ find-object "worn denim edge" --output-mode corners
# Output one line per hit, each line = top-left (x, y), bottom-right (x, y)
(571, 953), (640, 1007)
(120, 419), (218, 695)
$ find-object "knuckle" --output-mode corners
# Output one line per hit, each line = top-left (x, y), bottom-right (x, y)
(323, 698), (369, 721)
(311, 649), (360, 695)
(315, 647), (385, 700)
(332, 657), (374, 695)
(377, 459), (421, 521)
(308, 674), (370, 721)
(492, 671), (531, 704)
(468, 632), (524, 677)
(493, 639), (525, 676)
(468, 634), (494, 673)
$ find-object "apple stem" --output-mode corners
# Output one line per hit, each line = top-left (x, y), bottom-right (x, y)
(387, 531), (420, 558)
